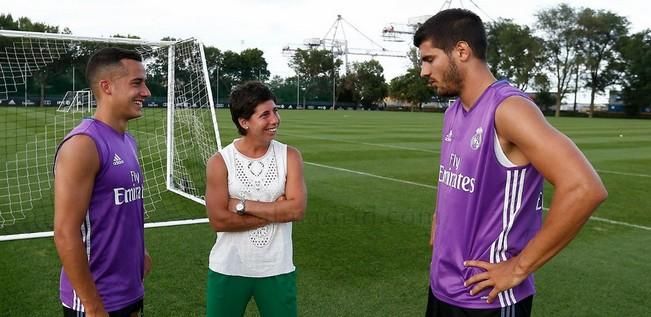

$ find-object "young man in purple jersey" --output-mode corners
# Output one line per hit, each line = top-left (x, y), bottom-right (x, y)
(54, 48), (152, 317)
(414, 9), (607, 317)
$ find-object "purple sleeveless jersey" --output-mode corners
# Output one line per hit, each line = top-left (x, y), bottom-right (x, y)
(431, 80), (544, 309)
(56, 118), (145, 312)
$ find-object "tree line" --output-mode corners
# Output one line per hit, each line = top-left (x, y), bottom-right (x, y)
(387, 4), (648, 116)
(1, 3), (649, 115)
(489, 4), (647, 117)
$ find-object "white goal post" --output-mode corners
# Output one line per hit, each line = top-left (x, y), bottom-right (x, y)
(57, 89), (94, 113)
(0, 30), (222, 240)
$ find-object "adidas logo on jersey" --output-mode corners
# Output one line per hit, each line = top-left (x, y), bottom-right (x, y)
(444, 130), (453, 142)
(112, 154), (125, 166)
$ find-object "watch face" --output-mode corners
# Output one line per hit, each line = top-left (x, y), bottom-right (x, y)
(236, 202), (245, 214)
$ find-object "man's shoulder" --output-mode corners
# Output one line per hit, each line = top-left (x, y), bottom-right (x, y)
(60, 119), (101, 152)
(66, 118), (94, 135)
(60, 133), (97, 152)
(492, 81), (530, 102)
(124, 131), (139, 146)
(65, 119), (114, 146)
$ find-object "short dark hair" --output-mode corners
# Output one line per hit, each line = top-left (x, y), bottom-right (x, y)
(229, 81), (277, 135)
(86, 47), (143, 95)
(413, 9), (487, 61)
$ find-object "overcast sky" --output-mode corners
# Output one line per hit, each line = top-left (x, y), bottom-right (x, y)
(3, 0), (649, 101)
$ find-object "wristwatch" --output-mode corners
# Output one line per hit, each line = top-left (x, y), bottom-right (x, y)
(235, 199), (246, 215)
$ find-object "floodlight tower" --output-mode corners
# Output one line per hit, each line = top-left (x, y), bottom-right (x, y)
(381, 0), (493, 42)
(283, 15), (406, 72)
(282, 15), (407, 109)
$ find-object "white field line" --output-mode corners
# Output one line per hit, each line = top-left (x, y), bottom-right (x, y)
(305, 161), (651, 231)
(588, 216), (651, 231)
(305, 161), (437, 189)
(595, 169), (651, 178)
(3, 156), (647, 242)
(285, 133), (651, 178)
(281, 132), (440, 154)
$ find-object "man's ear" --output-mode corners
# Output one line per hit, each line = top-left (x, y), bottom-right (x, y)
(454, 41), (472, 62)
(99, 79), (111, 96)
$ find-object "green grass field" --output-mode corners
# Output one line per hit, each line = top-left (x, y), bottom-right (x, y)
(1, 108), (650, 316)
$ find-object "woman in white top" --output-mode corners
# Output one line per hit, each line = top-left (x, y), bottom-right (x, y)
(205, 81), (307, 317)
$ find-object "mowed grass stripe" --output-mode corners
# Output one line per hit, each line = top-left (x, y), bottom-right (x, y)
(283, 128), (651, 178)
(305, 160), (651, 231)
(282, 132), (440, 154)
(1, 108), (650, 316)
(279, 110), (650, 229)
(305, 161), (437, 190)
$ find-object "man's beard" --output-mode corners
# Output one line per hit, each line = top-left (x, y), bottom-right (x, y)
(436, 61), (462, 98)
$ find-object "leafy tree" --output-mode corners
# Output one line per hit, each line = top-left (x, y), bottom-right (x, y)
(268, 75), (300, 105)
(487, 19), (544, 91)
(218, 49), (271, 98)
(0, 13), (19, 29)
(530, 73), (554, 111)
(16, 17), (59, 33)
(289, 49), (340, 78)
(533, 90), (556, 112)
(407, 47), (420, 69)
(336, 72), (359, 105)
(576, 8), (629, 117)
(141, 49), (169, 98)
(203, 46), (223, 103)
(0, 14), (67, 105)
(288, 49), (342, 103)
(239, 48), (270, 82)
(219, 51), (242, 96)
(618, 30), (651, 115)
(352, 60), (388, 107)
(535, 3), (581, 117)
(388, 68), (435, 111)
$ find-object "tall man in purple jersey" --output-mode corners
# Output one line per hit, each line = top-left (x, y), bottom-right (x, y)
(414, 9), (607, 317)
(54, 48), (152, 317)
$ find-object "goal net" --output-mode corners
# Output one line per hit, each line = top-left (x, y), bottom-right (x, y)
(56, 89), (94, 113)
(0, 30), (222, 239)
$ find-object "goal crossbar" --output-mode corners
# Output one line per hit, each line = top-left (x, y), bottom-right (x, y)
(0, 29), (175, 47)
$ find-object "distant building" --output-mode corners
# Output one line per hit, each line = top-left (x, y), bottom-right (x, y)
(561, 103), (607, 112)
(608, 90), (625, 112)
(609, 90), (651, 113)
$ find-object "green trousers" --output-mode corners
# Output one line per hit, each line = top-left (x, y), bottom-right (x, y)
(206, 270), (297, 317)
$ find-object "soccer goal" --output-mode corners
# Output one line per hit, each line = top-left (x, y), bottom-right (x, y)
(57, 89), (94, 113)
(0, 30), (222, 240)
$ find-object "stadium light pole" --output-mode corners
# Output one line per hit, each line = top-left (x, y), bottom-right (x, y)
(296, 73), (300, 109)
(331, 49), (337, 111)
(215, 66), (219, 106)
(332, 63), (336, 111)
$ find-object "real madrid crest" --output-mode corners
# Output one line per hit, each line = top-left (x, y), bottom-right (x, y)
(470, 127), (483, 150)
